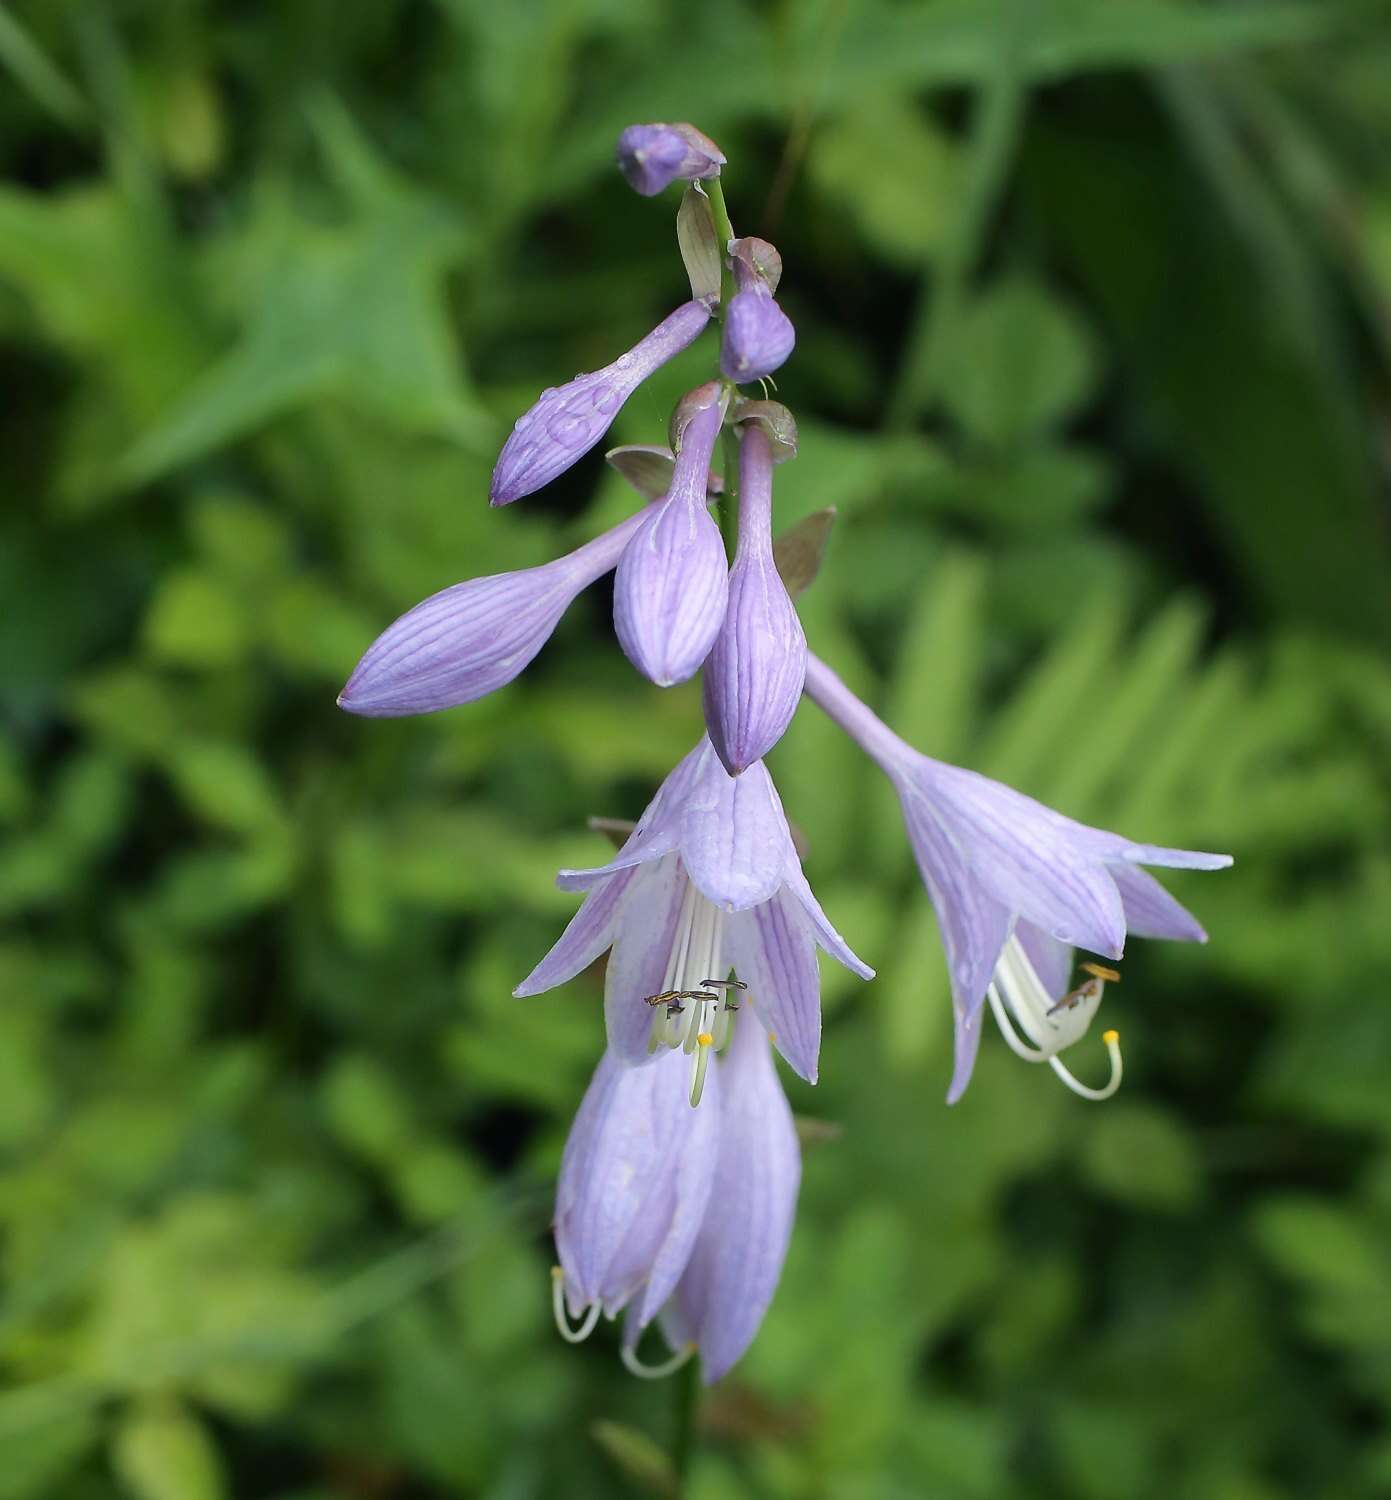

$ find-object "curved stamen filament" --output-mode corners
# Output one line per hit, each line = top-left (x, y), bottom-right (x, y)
(551, 1267), (602, 1344)
(1049, 1028), (1123, 1102)
(621, 1335), (697, 1381)
(986, 983), (1049, 1062)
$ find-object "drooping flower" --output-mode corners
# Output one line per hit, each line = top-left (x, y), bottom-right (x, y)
(616, 123), (726, 197)
(720, 238), (795, 384)
(802, 652), (1232, 1103)
(612, 385), (730, 687)
(489, 300), (712, 507)
(552, 1015), (800, 1385)
(702, 420), (807, 774)
(338, 502), (656, 717)
(514, 736), (873, 1094)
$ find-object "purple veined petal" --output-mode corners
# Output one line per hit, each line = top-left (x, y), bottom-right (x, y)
(917, 766), (1128, 960)
(613, 398), (730, 687)
(1014, 919), (1075, 1000)
(1108, 862), (1209, 943)
(720, 289), (796, 384)
(702, 426), (808, 775)
(779, 860), (875, 980)
(680, 753), (799, 911)
(339, 505), (653, 717)
(898, 792), (1012, 1104)
(555, 1046), (717, 1318)
(723, 893), (821, 1083)
(603, 856), (690, 1065)
(513, 867), (635, 997)
(667, 1018), (800, 1384)
(1113, 841), (1233, 872)
(616, 122), (725, 196)
(490, 301), (712, 506)
(556, 741), (710, 893)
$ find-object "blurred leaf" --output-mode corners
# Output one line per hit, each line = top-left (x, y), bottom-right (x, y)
(112, 1399), (227, 1500)
(591, 1421), (678, 1499)
(143, 569), (252, 669)
(1080, 1101), (1203, 1211)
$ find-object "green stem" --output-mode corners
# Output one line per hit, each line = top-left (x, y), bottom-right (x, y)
(706, 175), (737, 314)
(671, 1355), (700, 1492)
(884, 0), (1030, 430)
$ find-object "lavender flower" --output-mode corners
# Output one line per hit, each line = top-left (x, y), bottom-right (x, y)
(552, 1016), (800, 1385)
(616, 123), (725, 197)
(720, 239), (795, 384)
(702, 422), (807, 774)
(803, 653), (1232, 1103)
(612, 388), (730, 686)
(338, 504), (655, 716)
(489, 300), (711, 507)
(515, 736), (873, 1095)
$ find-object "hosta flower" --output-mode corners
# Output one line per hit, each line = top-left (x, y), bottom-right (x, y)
(613, 386), (730, 687)
(338, 502), (656, 716)
(490, 300), (711, 507)
(803, 653), (1232, 1102)
(515, 736), (873, 1094)
(702, 421), (807, 774)
(552, 1016), (800, 1384)
(616, 122), (726, 197)
(720, 239), (795, 384)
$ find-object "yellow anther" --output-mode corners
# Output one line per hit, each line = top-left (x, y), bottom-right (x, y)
(1082, 963), (1121, 983)
(550, 1265), (563, 1281)
(696, 1032), (714, 1047)
(766, 1030), (777, 1042)
(1102, 1029), (1119, 1044)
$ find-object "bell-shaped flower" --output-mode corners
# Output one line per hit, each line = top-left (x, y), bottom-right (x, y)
(550, 1045), (720, 1350)
(338, 503), (655, 716)
(490, 300), (712, 507)
(514, 736), (873, 1093)
(613, 387), (730, 686)
(616, 122), (725, 197)
(802, 653), (1232, 1103)
(649, 1013), (800, 1384)
(720, 241), (795, 384)
(702, 421), (807, 774)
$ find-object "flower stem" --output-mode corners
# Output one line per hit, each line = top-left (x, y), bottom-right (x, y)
(706, 175), (736, 313)
(671, 1354), (700, 1491)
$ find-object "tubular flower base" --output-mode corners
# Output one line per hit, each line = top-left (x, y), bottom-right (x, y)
(802, 652), (1232, 1102)
(514, 736), (873, 1093)
(552, 1015), (800, 1385)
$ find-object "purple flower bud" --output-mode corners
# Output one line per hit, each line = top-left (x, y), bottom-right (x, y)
(616, 123), (725, 197)
(720, 290), (795, 385)
(613, 394), (730, 686)
(490, 301), (711, 507)
(702, 426), (807, 774)
(338, 505), (654, 716)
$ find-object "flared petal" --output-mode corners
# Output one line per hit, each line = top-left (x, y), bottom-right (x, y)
(603, 856), (690, 1065)
(679, 751), (799, 911)
(490, 301), (711, 505)
(780, 861), (875, 980)
(513, 868), (634, 997)
(555, 1046), (717, 1319)
(1109, 862), (1210, 943)
(701, 426), (807, 775)
(665, 1019), (800, 1384)
(723, 892), (822, 1083)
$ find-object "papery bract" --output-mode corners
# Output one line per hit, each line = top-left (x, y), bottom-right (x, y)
(490, 300), (711, 507)
(338, 503), (655, 716)
(702, 425), (807, 774)
(613, 394), (729, 687)
(803, 653), (1232, 1102)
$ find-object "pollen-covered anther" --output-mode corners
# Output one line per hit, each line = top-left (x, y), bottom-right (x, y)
(1082, 962), (1121, 983)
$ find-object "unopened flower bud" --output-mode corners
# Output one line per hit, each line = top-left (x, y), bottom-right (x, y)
(490, 301), (711, 506)
(702, 425), (807, 774)
(720, 288), (795, 385)
(616, 123), (725, 197)
(614, 397), (730, 686)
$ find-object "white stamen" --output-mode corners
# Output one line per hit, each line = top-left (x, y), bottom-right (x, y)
(551, 1267), (602, 1344)
(645, 875), (733, 1107)
(620, 1335), (697, 1380)
(987, 935), (1124, 1101)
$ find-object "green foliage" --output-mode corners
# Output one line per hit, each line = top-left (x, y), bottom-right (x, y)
(2, 1), (1390, 1498)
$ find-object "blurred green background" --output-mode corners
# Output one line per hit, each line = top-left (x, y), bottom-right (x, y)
(3, 1), (1391, 1497)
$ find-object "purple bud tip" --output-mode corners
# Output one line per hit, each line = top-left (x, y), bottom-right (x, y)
(616, 122), (725, 197)
(720, 291), (796, 384)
